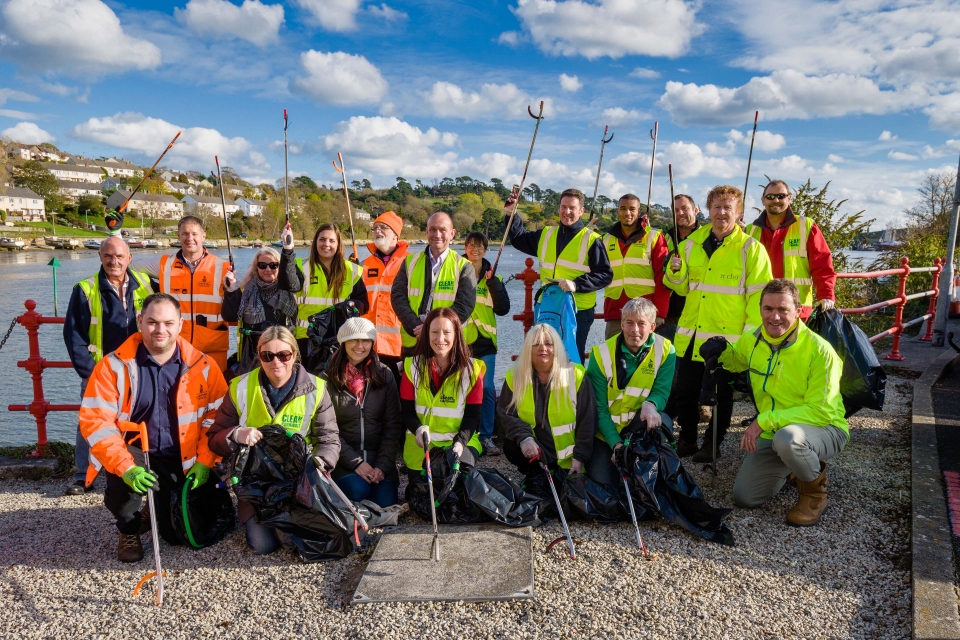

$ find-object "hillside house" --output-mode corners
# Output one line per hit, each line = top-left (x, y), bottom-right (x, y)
(105, 190), (184, 219)
(0, 186), (46, 221)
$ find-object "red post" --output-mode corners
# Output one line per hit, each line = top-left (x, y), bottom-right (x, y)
(885, 257), (909, 361)
(921, 257), (943, 341)
(511, 258), (540, 335)
(16, 300), (50, 455)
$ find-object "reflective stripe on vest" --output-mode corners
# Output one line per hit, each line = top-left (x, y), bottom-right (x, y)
(401, 357), (484, 469)
(591, 334), (669, 430)
(77, 270), (152, 362)
(229, 368), (323, 442)
(604, 228), (659, 299)
(537, 225), (600, 311)
(504, 364), (584, 469)
(464, 274), (499, 348)
(294, 257), (363, 339)
(400, 251), (470, 347)
(746, 215), (815, 307)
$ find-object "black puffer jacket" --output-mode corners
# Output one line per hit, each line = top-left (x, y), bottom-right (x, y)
(322, 361), (404, 482)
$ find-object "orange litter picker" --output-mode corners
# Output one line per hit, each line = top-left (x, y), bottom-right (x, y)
(129, 421), (165, 606)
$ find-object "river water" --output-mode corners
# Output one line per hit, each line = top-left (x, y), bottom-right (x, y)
(0, 245), (611, 446)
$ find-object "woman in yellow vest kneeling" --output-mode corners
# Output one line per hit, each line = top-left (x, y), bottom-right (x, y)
(208, 326), (340, 555)
(497, 324), (596, 482)
(399, 308), (485, 475)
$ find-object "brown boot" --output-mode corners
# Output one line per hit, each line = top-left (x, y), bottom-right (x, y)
(117, 532), (144, 563)
(691, 438), (720, 463)
(787, 462), (828, 526)
(138, 507), (151, 536)
(675, 438), (699, 458)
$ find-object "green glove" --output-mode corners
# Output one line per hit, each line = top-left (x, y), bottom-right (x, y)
(122, 466), (158, 494)
(186, 462), (210, 490)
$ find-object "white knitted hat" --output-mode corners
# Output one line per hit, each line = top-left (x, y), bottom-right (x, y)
(337, 316), (377, 344)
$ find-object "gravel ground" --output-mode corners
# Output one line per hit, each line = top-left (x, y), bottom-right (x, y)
(0, 377), (912, 639)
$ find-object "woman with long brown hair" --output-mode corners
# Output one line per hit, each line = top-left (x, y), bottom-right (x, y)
(295, 222), (368, 358)
(399, 307), (485, 475)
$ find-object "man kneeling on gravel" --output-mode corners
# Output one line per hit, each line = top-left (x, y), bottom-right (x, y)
(699, 279), (848, 526)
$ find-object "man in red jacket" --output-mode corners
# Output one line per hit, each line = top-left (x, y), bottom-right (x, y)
(745, 180), (836, 320)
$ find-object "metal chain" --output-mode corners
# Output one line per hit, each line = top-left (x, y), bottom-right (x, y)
(0, 317), (19, 354)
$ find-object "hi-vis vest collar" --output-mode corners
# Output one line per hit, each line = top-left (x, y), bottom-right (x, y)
(593, 334), (668, 428)
(79, 268), (152, 361)
(159, 252), (225, 322)
(604, 226), (659, 297)
(231, 367), (323, 441)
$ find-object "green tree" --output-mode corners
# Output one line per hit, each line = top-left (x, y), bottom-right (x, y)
(13, 160), (58, 200)
(456, 192), (484, 222)
(481, 190), (503, 211)
(294, 175), (319, 192)
(489, 178), (511, 200)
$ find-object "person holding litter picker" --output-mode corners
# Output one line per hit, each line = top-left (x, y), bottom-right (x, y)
(701, 279), (848, 526)
(208, 326), (340, 555)
(78, 293), (228, 562)
(399, 308), (485, 477)
(663, 185), (772, 463)
(586, 297), (676, 486)
(497, 324), (595, 483)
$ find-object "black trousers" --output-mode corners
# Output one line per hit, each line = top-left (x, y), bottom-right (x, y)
(671, 355), (734, 445)
(104, 446), (186, 542)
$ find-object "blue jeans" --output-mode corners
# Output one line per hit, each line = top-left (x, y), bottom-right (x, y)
(479, 353), (497, 440)
(245, 518), (282, 555)
(575, 307), (596, 362)
(74, 378), (90, 483)
(335, 473), (400, 507)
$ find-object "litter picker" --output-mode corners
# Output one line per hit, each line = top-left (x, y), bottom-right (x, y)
(619, 436), (650, 558)
(533, 449), (576, 560)
(131, 421), (165, 606)
(422, 434), (440, 562)
(743, 111), (759, 210)
(646, 122), (658, 216)
(108, 131), (181, 234)
(283, 109), (290, 224)
(492, 101), (545, 276)
(322, 467), (369, 548)
(332, 152), (359, 262)
(668, 164), (679, 255)
(587, 125), (614, 223)
(214, 156), (234, 267)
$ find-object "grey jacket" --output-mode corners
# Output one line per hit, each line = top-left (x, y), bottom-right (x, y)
(390, 247), (477, 336)
(322, 361), (404, 482)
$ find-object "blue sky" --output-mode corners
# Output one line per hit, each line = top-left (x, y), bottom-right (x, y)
(2, 0), (959, 228)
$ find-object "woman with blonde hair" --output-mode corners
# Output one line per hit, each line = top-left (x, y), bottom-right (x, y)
(223, 224), (302, 375)
(497, 323), (596, 481)
(295, 222), (368, 357)
(208, 325), (339, 555)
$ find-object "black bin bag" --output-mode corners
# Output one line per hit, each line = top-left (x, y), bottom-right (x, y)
(808, 307), (886, 416)
(170, 481), (235, 549)
(233, 425), (368, 562)
(560, 473), (627, 523)
(405, 446), (487, 525)
(619, 425), (734, 546)
(462, 467), (541, 527)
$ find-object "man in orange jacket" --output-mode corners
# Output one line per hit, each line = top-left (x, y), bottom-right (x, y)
(79, 293), (228, 562)
(362, 211), (409, 379)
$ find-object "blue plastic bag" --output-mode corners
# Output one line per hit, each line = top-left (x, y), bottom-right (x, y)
(534, 283), (580, 364)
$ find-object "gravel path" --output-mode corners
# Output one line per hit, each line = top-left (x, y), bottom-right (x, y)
(0, 377), (912, 639)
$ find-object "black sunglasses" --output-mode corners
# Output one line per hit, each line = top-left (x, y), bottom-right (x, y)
(764, 193), (789, 201)
(259, 350), (293, 363)
(257, 261), (280, 270)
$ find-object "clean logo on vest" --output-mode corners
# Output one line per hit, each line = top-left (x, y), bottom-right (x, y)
(281, 414), (304, 429)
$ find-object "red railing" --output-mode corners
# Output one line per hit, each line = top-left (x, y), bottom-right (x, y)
(7, 300), (79, 455)
(837, 257), (942, 361)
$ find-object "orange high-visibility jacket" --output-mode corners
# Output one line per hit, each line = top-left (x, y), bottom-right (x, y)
(79, 334), (227, 486)
(362, 240), (409, 358)
(159, 252), (231, 371)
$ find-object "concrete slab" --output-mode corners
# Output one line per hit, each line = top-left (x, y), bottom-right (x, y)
(352, 524), (534, 604)
(0, 456), (59, 480)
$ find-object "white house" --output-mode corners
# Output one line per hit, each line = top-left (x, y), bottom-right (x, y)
(236, 197), (268, 217)
(0, 187), (46, 221)
(99, 159), (139, 178)
(101, 177), (124, 191)
(58, 180), (103, 202)
(7, 144), (64, 162)
(42, 162), (104, 183)
(354, 208), (371, 221)
(166, 181), (196, 196)
(105, 190), (184, 219)
(222, 184), (246, 198)
(182, 194), (239, 217)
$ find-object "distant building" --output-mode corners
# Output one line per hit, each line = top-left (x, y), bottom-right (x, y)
(42, 162), (104, 183)
(7, 144), (64, 162)
(105, 190), (184, 219)
(166, 181), (195, 196)
(354, 208), (372, 221)
(101, 177), (124, 191)
(0, 186), (46, 221)
(58, 180), (103, 202)
(99, 159), (139, 178)
(223, 184), (246, 197)
(236, 197), (268, 217)
(182, 194), (238, 217)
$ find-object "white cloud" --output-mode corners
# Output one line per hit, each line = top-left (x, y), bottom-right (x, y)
(292, 51), (388, 106)
(323, 116), (458, 177)
(924, 92), (960, 132)
(611, 142), (739, 180)
(658, 70), (924, 126)
(498, 31), (522, 46)
(295, 0), (361, 31)
(71, 112), (268, 177)
(175, 0), (284, 46)
(559, 74), (582, 92)
(423, 81), (551, 121)
(367, 3), (406, 20)
(629, 67), (660, 79)
(508, 0), (703, 60)
(878, 130), (897, 141)
(725, 128), (786, 152)
(455, 153), (519, 181)
(1, 121), (55, 144)
(921, 139), (960, 159)
(888, 150), (918, 161)
(599, 107), (644, 127)
(0, 0), (161, 75)
(827, 154), (845, 163)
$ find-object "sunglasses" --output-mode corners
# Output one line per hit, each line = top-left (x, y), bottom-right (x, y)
(259, 350), (293, 363)
(764, 193), (789, 201)
(257, 262), (280, 270)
